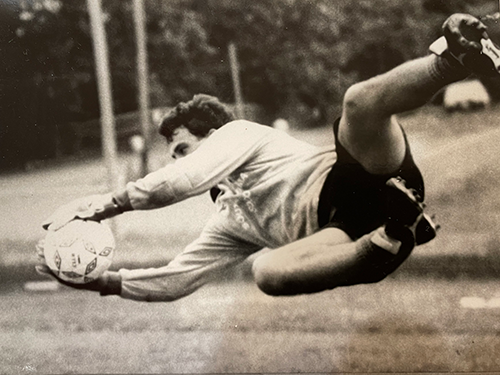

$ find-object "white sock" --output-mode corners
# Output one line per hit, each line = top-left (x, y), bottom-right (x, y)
(371, 227), (402, 255)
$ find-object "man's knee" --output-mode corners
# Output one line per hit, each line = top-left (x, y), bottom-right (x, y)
(252, 228), (354, 296)
(251, 254), (295, 296)
(342, 81), (379, 121)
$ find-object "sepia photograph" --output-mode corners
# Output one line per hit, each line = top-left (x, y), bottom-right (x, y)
(1, 0), (500, 373)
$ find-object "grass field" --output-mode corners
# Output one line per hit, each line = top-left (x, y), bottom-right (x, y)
(3, 278), (500, 373)
(2, 105), (500, 373)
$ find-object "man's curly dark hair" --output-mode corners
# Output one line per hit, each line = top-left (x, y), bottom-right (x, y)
(159, 94), (235, 142)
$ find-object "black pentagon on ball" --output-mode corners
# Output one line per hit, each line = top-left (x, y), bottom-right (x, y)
(100, 247), (113, 257)
(54, 250), (62, 270)
(61, 271), (83, 279)
(85, 258), (98, 275)
(58, 235), (78, 248)
(83, 240), (96, 254)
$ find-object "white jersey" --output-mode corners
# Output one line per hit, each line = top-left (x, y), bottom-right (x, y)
(118, 120), (336, 301)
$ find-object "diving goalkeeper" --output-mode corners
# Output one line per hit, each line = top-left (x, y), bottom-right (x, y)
(37, 13), (500, 301)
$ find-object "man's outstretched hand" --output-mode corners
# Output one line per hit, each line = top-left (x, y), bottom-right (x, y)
(35, 239), (103, 292)
(42, 193), (125, 232)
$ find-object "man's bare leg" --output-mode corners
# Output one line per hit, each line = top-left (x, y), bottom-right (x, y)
(252, 14), (490, 296)
(339, 54), (468, 175)
(253, 178), (424, 295)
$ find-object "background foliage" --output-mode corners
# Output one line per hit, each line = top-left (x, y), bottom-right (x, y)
(0, 0), (497, 170)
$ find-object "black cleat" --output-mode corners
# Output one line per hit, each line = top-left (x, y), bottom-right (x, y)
(415, 213), (439, 245)
(385, 177), (437, 245)
(429, 13), (500, 77)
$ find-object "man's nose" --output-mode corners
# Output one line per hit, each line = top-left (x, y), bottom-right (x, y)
(169, 144), (178, 159)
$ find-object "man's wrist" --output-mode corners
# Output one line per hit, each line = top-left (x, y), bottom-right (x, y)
(98, 271), (122, 296)
(89, 191), (132, 221)
(112, 189), (133, 213)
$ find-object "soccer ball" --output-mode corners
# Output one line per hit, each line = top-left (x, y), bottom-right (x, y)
(43, 220), (115, 284)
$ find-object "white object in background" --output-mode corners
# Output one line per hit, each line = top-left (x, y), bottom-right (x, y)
(443, 79), (491, 111)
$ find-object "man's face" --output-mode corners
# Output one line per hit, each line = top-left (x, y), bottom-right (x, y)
(167, 126), (209, 160)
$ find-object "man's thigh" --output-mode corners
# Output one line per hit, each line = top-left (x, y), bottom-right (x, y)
(338, 115), (407, 175)
(318, 118), (425, 241)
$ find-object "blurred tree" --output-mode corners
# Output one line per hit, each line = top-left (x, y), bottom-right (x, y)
(0, 1), (139, 169)
(1, 1), (96, 169)
(1, 0), (497, 169)
(146, 0), (218, 106)
(177, 0), (435, 127)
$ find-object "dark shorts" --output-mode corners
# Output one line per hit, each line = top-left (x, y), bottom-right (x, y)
(317, 118), (424, 240)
